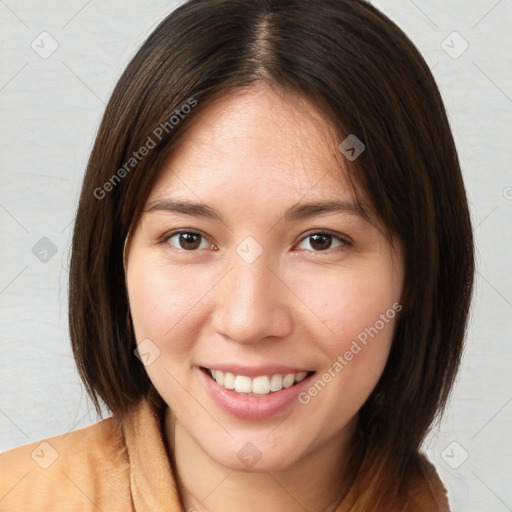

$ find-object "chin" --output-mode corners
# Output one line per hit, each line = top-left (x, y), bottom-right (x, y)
(200, 433), (306, 473)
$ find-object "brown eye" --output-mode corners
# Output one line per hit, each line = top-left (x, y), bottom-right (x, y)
(164, 231), (212, 251)
(296, 232), (350, 253)
(178, 233), (201, 250)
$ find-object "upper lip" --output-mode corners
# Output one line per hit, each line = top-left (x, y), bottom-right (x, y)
(200, 364), (313, 378)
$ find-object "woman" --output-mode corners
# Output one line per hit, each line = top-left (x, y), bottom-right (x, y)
(0, 1), (474, 510)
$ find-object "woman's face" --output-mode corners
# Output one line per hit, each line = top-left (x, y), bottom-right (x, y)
(125, 84), (404, 472)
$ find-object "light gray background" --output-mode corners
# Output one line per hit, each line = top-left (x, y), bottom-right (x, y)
(0, 1), (511, 510)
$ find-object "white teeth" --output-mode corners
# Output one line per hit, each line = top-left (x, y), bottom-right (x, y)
(214, 370), (224, 386)
(207, 369), (311, 395)
(295, 371), (308, 383)
(270, 374), (283, 392)
(282, 373), (295, 388)
(234, 375), (252, 393)
(252, 376), (270, 394)
(223, 372), (235, 390)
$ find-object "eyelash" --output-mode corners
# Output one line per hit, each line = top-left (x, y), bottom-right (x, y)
(159, 229), (352, 254)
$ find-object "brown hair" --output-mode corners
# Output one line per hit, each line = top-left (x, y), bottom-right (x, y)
(69, 0), (474, 507)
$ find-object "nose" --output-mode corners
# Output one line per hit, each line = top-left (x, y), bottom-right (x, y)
(211, 249), (293, 345)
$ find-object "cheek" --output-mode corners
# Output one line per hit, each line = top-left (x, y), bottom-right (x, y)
(294, 256), (402, 405)
(300, 264), (400, 348)
(126, 252), (201, 350)
(296, 270), (401, 428)
(126, 252), (206, 400)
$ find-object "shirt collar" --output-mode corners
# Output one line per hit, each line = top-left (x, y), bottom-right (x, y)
(122, 397), (183, 511)
(120, 397), (446, 511)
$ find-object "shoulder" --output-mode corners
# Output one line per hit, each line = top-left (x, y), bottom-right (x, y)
(405, 452), (450, 511)
(0, 415), (132, 511)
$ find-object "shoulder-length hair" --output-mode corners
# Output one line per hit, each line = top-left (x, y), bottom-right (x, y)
(69, 0), (474, 507)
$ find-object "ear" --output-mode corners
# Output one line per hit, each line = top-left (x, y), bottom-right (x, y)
(123, 236), (129, 270)
(123, 230), (132, 271)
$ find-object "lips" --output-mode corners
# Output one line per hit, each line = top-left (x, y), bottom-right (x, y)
(199, 366), (316, 420)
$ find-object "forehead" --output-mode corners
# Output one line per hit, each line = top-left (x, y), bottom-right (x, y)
(148, 84), (354, 203)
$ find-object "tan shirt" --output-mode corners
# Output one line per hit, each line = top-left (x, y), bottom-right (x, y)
(0, 398), (450, 511)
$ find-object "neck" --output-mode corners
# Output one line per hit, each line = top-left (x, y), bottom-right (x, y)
(164, 408), (361, 512)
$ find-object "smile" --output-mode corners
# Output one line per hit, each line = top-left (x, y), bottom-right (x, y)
(204, 367), (313, 396)
(199, 365), (317, 420)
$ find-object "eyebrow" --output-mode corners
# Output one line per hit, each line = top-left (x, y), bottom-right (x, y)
(145, 198), (363, 223)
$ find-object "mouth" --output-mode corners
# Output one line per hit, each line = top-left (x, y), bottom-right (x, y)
(200, 367), (315, 397)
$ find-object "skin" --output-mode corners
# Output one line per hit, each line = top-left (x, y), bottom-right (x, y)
(125, 83), (404, 512)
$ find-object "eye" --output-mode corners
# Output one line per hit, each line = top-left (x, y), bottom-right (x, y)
(163, 230), (216, 251)
(160, 229), (351, 253)
(295, 231), (351, 253)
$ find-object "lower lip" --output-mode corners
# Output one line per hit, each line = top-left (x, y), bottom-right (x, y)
(199, 367), (315, 421)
